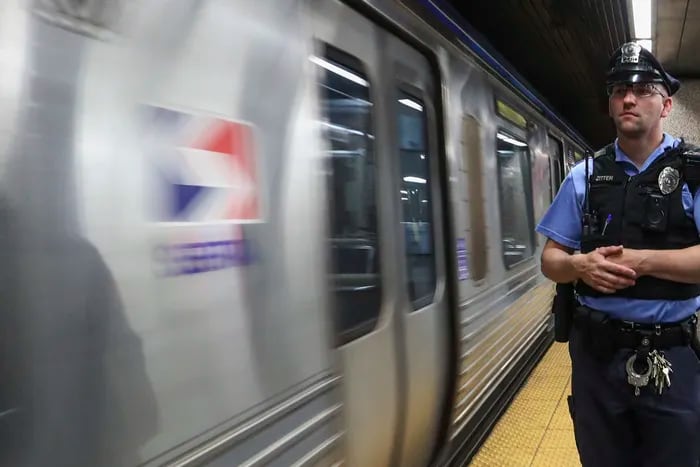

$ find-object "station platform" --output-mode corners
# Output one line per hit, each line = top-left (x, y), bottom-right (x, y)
(469, 342), (581, 466)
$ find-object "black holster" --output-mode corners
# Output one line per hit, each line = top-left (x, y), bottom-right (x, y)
(552, 283), (575, 342)
(682, 312), (700, 360)
(573, 306), (616, 360)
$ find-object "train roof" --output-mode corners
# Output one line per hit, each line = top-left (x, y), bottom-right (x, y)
(406, 0), (592, 151)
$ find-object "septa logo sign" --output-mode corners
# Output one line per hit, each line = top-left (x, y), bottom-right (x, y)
(146, 106), (262, 223)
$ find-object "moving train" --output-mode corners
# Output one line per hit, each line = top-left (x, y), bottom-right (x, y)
(0, 0), (590, 465)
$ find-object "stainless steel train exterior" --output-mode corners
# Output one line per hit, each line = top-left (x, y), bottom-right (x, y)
(0, 0), (587, 466)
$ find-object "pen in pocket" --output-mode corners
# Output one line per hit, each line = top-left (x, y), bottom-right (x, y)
(601, 214), (612, 235)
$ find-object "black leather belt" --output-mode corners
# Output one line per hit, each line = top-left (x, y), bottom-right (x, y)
(573, 306), (697, 351)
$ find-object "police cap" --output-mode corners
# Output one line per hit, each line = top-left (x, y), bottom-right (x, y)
(606, 42), (680, 96)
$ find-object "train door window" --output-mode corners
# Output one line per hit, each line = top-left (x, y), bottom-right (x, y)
(462, 115), (487, 282)
(396, 89), (436, 310)
(314, 46), (382, 345)
(548, 134), (564, 199)
(496, 130), (535, 268)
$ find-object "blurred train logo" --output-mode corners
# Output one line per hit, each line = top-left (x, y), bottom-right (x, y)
(144, 105), (261, 276)
(145, 105), (262, 223)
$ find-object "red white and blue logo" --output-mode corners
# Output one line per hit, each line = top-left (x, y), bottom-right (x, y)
(145, 106), (262, 223)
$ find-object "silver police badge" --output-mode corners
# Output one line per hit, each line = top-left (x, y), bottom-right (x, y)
(621, 42), (642, 64)
(658, 166), (680, 195)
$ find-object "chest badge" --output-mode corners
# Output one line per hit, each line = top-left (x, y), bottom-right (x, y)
(658, 167), (680, 195)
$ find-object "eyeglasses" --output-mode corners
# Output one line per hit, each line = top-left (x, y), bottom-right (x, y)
(607, 82), (666, 98)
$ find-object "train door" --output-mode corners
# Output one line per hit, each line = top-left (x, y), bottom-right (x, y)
(385, 35), (450, 467)
(310, 2), (450, 466)
(310, 3), (403, 466)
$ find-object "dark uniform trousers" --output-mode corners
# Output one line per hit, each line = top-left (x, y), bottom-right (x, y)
(569, 325), (700, 467)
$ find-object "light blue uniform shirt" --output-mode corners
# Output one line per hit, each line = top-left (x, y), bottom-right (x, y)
(536, 133), (700, 323)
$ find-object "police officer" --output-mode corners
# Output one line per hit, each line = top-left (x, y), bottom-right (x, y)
(537, 42), (700, 466)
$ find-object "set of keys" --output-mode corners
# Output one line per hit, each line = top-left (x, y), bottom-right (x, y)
(650, 350), (673, 395)
(625, 349), (673, 396)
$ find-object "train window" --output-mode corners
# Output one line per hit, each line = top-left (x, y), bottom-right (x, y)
(462, 115), (487, 282)
(314, 47), (382, 344)
(548, 134), (564, 199)
(496, 130), (535, 268)
(396, 90), (436, 310)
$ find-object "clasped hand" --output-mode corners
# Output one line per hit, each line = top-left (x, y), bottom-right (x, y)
(573, 245), (646, 294)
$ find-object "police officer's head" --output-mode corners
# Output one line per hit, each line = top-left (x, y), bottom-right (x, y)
(607, 42), (677, 136)
(606, 42), (680, 97)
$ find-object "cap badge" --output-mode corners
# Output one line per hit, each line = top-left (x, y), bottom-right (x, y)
(658, 166), (680, 195)
(621, 42), (642, 64)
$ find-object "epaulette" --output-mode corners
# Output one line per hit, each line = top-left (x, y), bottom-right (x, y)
(682, 142), (700, 160)
(682, 141), (700, 193)
(594, 143), (615, 160)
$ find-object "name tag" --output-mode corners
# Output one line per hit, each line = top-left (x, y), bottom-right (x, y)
(590, 174), (623, 184)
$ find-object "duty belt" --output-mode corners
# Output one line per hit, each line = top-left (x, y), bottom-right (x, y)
(573, 306), (697, 351)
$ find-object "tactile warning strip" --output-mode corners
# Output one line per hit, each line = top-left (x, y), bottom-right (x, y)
(468, 342), (580, 466)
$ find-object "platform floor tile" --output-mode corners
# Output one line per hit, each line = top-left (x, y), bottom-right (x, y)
(468, 342), (581, 466)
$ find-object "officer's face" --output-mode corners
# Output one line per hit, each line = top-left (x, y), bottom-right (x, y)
(608, 82), (673, 137)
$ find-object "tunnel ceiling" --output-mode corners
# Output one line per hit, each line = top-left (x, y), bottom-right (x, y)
(656, 0), (700, 76)
(445, 0), (632, 149)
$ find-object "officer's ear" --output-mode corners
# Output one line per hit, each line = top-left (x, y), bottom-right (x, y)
(661, 95), (673, 118)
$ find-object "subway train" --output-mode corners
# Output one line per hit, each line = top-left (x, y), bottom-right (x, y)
(0, 0), (590, 466)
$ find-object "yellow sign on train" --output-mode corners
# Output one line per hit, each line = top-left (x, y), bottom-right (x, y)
(496, 99), (527, 128)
